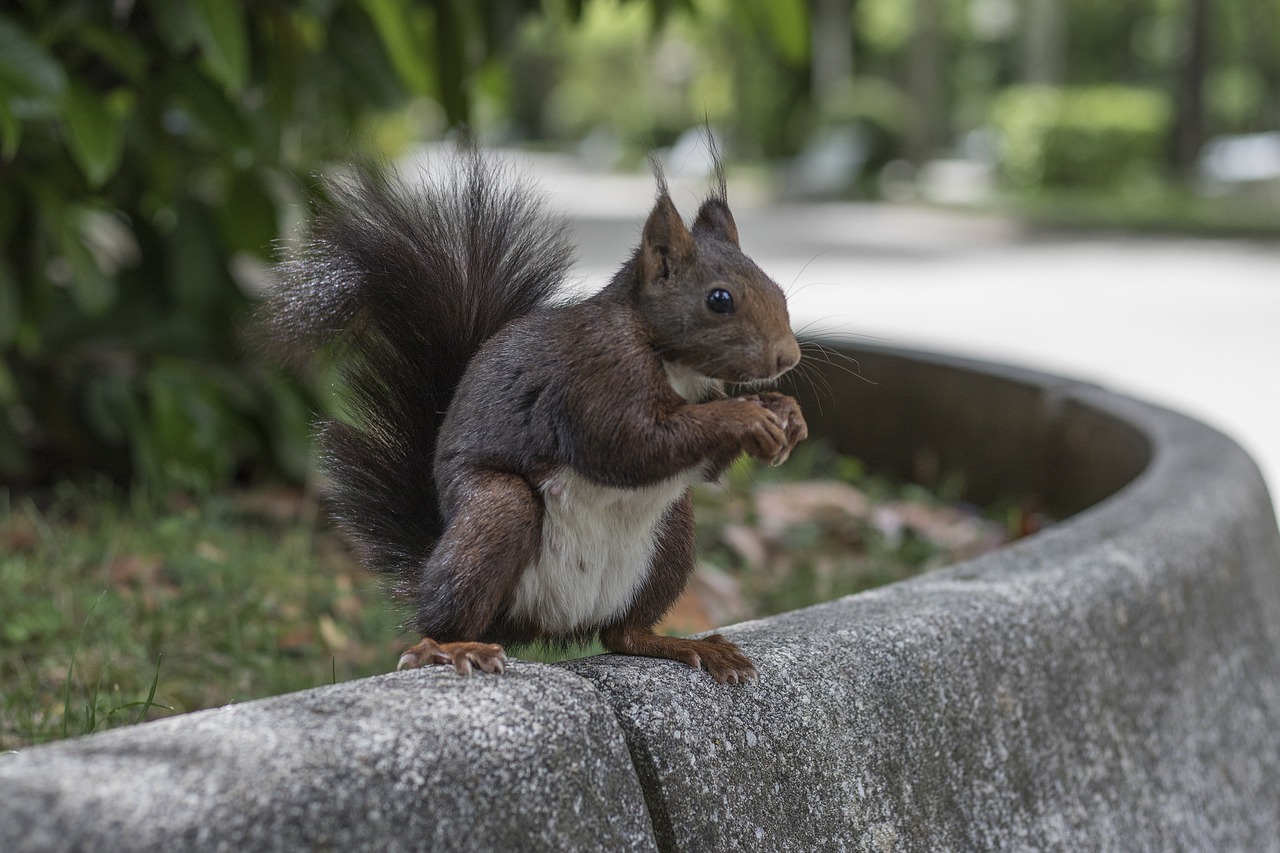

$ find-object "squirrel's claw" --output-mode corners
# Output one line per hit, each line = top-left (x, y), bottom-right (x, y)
(601, 627), (758, 686)
(692, 633), (759, 685)
(397, 638), (507, 675)
(754, 392), (808, 466)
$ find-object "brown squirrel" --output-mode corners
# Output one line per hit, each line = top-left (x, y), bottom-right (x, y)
(269, 147), (806, 684)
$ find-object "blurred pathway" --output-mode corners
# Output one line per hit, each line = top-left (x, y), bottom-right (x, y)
(497, 150), (1280, 504)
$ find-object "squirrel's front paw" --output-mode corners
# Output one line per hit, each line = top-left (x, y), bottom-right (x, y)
(397, 638), (507, 675)
(753, 392), (808, 465)
(731, 398), (787, 463)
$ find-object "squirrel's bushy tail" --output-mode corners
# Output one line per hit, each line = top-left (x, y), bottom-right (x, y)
(270, 150), (573, 583)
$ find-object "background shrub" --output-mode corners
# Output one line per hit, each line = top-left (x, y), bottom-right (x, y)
(991, 85), (1173, 190)
(0, 1), (528, 492)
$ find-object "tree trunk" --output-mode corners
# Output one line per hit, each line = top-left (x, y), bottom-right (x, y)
(1022, 0), (1064, 85)
(907, 0), (941, 162)
(1172, 0), (1210, 175)
(811, 0), (853, 106)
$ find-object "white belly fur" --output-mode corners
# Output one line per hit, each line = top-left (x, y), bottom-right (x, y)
(509, 466), (700, 635)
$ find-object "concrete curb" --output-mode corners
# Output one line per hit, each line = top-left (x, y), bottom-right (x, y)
(0, 666), (657, 852)
(560, 347), (1280, 851)
(3, 344), (1278, 851)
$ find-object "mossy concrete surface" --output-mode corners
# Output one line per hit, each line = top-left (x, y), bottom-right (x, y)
(2, 345), (1278, 852)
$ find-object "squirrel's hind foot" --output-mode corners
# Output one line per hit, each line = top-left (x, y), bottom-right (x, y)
(397, 638), (507, 675)
(602, 626), (758, 685)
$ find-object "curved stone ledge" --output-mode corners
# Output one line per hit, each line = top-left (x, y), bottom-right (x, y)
(561, 345), (1280, 851)
(3, 344), (1278, 852)
(0, 665), (657, 852)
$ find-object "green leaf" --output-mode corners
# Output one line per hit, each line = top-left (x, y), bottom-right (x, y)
(430, 0), (467, 124)
(361, 0), (434, 95)
(75, 25), (150, 82)
(83, 373), (132, 444)
(0, 254), (20, 346)
(167, 196), (229, 323)
(61, 83), (128, 188)
(217, 169), (279, 257)
(856, 0), (912, 54)
(755, 0), (808, 64)
(140, 363), (244, 493)
(0, 98), (19, 160)
(54, 205), (117, 316)
(190, 0), (250, 94)
(329, 7), (409, 109)
(0, 365), (29, 476)
(260, 371), (314, 481)
(150, 0), (198, 55)
(0, 14), (67, 101)
(167, 64), (254, 156)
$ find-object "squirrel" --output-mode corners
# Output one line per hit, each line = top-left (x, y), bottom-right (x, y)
(268, 146), (807, 684)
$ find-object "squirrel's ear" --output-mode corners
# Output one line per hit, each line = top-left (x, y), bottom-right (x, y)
(692, 198), (739, 246)
(640, 193), (694, 282)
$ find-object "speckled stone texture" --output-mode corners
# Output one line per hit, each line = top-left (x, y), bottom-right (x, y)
(0, 664), (657, 853)
(563, 363), (1280, 852)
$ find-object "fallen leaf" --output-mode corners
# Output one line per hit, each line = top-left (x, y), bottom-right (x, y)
(2, 524), (38, 553)
(656, 564), (747, 636)
(720, 523), (769, 569)
(233, 487), (312, 522)
(108, 553), (163, 587)
(318, 615), (349, 651)
(890, 502), (1003, 553)
(196, 541), (226, 563)
(754, 481), (870, 539)
(276, 626), (314, 654)
(656, 588), (715, 636)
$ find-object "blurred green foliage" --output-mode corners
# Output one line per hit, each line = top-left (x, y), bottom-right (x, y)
(2, 0), (1276, 492)
(509, 0), (815, 157)
(0, 0), (794, 493)
(0, 0), (542, 492)
(992, 85), (1173, 190)
(504, 0), (1279, 184)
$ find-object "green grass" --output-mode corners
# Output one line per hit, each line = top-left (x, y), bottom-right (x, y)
(0, 481), (407, 750)
(1, 451), (1032, 750)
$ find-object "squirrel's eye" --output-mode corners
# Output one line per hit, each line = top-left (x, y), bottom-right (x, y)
(706, 288), (735, 314)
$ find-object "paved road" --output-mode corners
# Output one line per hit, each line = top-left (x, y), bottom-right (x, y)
(483, 150), (1280, 505)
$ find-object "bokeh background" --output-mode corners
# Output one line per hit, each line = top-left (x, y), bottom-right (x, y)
(2, 0), (1277, 494)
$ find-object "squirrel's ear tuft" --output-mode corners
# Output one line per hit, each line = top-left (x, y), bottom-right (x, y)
(641, 193), (694, 282)
(692, 131), (738, 245)
(692, 198), (739, 246)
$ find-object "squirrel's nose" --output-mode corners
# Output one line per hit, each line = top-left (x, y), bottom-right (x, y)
(775, 339), (801, 375)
